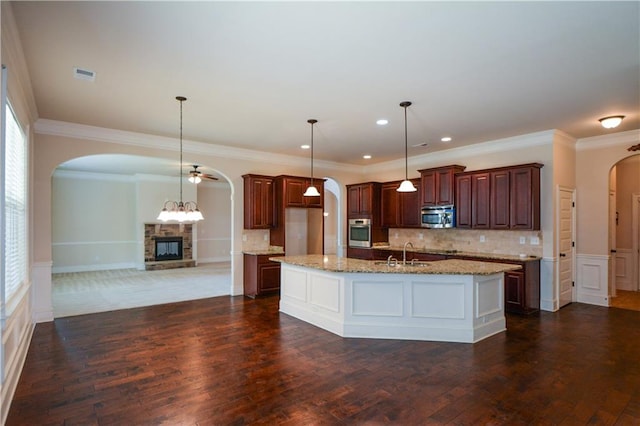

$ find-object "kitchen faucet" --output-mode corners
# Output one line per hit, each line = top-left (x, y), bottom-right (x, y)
(403, 241), (414, 265)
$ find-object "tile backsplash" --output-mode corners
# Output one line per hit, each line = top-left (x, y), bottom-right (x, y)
(388, 228), (543, 257)
(242, 229), (271, 252)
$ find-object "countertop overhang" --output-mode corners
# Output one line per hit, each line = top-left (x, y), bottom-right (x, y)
(271, 254), (521, 275)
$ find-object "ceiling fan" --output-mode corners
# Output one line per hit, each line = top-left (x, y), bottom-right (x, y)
(188, 165), (218, 183)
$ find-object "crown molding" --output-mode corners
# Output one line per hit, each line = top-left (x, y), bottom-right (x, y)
(576, 129), (640, 151)
(363, 129), (556, 175)
(34, 119), (354, 173)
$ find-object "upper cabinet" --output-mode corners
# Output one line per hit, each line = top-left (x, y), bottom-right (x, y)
(242, 174), (274, 229)
(278, 176), (324, 208)
(455, 163), (542, 230)
(419, 165), (466, 206)
(347, 182), (381, 220)
(381, 179), (421, 228)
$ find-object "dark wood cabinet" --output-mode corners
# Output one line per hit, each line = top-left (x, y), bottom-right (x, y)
(346, 247), (376, 260)
(490, 170), (510, 229)
(455, 174), (472, 228)
(510, 166), (541, 229)
(347, 182), (381, 220)
(472, 172), (491, 229)
(453, 254), (540, 314)
(242, 174), (274, 229)
(455, 163), (542, 230)
(419, 165), (466, 206)
(381, 179), (421, 228)
(381, 182), (399, 227)
(281, 176), (323, 208)
(243, 253), (284, 298)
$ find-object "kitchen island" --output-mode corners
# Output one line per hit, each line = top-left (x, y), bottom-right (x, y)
(270, 255), (521, 343)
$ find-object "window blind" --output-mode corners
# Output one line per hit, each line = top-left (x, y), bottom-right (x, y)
(3, 101), (27, 301)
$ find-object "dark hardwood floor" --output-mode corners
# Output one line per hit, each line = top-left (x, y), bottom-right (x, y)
(6, 295), (640, 425)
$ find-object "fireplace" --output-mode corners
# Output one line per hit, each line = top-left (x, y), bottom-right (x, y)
(154, 236), (183, 261)
(144, 223), (195, 270)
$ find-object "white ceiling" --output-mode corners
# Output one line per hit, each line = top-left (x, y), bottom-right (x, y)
(10, 1), (640, 170)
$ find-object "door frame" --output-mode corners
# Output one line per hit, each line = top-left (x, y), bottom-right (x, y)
(633, 193), (640, 291)
(556, 186), (576, 306)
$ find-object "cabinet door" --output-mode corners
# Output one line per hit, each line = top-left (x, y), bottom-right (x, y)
(505, 270), (525, 313)
(398, 179), (421, 227)
(421, 171), (437, 206)
(455, 175), (472, 228)
(510, 167), (538, 229)
(347, 185), (361, 217)
(304, 179), (324, 208)
(359, 184), (373, 216)
(284, 178), (306, 207)
(436, 169), (456, 205)
(259, 261), (282, 293)
(490, 170), (510, 229)
(381, 183), (399, 227)
(243, 175), (273, 229)
(472, 173), (490, 228)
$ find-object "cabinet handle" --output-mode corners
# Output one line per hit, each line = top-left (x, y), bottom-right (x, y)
(559, 253), (566, 257)
(610, 249), (617, 253)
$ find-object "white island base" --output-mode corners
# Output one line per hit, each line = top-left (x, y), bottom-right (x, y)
(279, 263), (506, 344)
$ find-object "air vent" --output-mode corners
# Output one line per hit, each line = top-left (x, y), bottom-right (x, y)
(73, 67), (96, 82)
(412, 142), (428, 148)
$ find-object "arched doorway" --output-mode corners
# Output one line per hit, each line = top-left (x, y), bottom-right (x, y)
(50, 154), (234, 317)
(609, 153), (640, 309)
(323, 177), (343, 256)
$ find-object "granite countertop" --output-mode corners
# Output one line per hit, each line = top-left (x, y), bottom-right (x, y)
(270, 254), (521, 275)
(371, 245), (540, 263)
(243, 247), (285, 256)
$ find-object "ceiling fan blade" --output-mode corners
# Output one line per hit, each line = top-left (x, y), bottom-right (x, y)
(201, 173), (218, 180)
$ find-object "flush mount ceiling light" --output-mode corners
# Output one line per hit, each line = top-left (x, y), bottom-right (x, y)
(157, 96), (204, 223)
(303, 119), (321, 197)
(397, 101), (417, 193)
(599, 115), (625, 129)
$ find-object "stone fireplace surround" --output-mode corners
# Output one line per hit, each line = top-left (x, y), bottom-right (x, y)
(144, 223), (196, 271)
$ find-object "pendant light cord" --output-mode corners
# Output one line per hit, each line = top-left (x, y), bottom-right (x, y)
(310, 121), (314, 186)
(404, 104), (408, 181)
(177, 96), (185, 204)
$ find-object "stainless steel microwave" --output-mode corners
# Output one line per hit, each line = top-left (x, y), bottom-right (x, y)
(348, 218), (371, 247)
(421, 205), (455, 229)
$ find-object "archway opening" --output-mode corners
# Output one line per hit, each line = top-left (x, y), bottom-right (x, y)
(50, 154), (234, 317)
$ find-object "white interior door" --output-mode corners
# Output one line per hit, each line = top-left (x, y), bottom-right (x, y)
(558, 187), (575, 307)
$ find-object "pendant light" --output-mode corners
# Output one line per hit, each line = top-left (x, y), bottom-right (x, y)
(397, 101), (417, 192)
(157, 96), (204, 222)
(303, 119), (321, 197)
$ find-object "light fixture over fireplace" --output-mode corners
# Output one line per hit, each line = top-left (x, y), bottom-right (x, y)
(157, 96), (204, 222)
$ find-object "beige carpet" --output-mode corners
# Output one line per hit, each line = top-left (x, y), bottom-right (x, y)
(52, 262), (232, 318)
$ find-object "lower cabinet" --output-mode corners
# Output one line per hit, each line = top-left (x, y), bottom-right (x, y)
(243, 253), (284, 298)
(346, 247), (376, 260)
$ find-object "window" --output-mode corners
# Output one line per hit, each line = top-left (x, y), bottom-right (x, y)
(2, 95), (28, 304)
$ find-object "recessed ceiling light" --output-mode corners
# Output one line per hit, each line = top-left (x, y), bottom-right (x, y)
(363, 154), (372, 159)
(376, 119), (388, 126)
(441, 137), (452, 142)
(300, 144), (310, 149)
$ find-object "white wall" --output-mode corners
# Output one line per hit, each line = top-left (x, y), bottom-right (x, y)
(52, 171), (137, 272)
(196, 182), (232, 263)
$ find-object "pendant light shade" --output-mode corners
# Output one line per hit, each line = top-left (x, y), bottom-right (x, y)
(303, 119), (321, 197)
(157, 96), (204, 222)
(397, 101), (417, 193)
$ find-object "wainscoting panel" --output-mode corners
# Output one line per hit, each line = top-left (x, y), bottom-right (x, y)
(352, 281), (403, 317)
(615, 248), (634, 291)
(576, 254), (609, 306)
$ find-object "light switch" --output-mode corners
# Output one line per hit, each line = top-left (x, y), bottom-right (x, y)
(530, 236), (540, 245)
